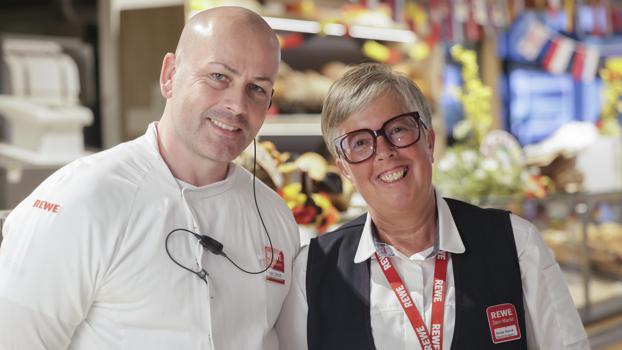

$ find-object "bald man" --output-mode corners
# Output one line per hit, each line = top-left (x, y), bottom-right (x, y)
(0, 7), (300, 350)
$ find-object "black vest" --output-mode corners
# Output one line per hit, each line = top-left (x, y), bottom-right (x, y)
(306, 198), (527, 350)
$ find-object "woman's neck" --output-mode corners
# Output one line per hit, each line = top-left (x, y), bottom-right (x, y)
(371, 197), (438, 256)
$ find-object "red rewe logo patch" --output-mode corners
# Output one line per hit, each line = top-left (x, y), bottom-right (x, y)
(265, 246), (285, 285)
(33, 199), (61, 213)
(486, 303), (522, 344)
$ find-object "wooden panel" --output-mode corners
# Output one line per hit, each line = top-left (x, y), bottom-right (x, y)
(119, 5), (184, 140)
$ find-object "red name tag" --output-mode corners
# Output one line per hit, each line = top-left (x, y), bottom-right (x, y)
(265, 246), (285, 285)
(486, 303), (521, 344)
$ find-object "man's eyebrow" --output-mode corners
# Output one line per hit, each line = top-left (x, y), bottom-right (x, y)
(208, 61), (274, 84)
(254, 76), (274, 84)
(208, 61), (239, 75)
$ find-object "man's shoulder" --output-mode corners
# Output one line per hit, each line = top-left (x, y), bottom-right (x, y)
(312, 214), (366, 251)
(16, 137), (157, 216)
(74, 136), (157, 185)
(3, 137), (163, 253)
(233, 164), (293, 215)
(228, 164), (301, 251)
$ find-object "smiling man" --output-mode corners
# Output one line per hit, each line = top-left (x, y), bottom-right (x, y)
(276, 63), (589, 350)
(0, 7), (300, 350)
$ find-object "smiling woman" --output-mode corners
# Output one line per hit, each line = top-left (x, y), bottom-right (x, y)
(276, 63), (590, 350)
(330, 90), (436, 226)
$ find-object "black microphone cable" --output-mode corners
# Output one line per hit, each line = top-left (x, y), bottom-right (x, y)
(165, 138), (275, 279)
(247, 138), (275, 274)
(165, 228), (211, 284)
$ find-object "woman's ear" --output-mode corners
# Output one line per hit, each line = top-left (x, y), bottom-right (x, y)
(336, 158), (353, 183)
(426, 128), (436, 163)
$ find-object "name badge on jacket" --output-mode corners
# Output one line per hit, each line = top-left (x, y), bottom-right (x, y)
(265, 246), (285, 285)
(486, 303), (522, 344)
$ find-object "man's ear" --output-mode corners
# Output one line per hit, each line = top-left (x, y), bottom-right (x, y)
(268, 89), (275, 109)
(160, 53), (176, 99)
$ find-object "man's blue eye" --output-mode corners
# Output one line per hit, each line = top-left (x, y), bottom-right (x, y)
(249, 84), (266, 94)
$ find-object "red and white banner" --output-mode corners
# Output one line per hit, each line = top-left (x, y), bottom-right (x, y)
(571, 45), (600, 83)
(515, 17), (603, 81)
(542, 36), (575, 74)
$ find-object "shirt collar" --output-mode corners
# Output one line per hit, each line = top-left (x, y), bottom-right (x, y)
(353, 192), (465, 264)
(143, 122), (238, 194)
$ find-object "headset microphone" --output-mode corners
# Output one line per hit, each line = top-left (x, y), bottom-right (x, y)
(165, 138), (275, 280)
(195, 233), (224, 256)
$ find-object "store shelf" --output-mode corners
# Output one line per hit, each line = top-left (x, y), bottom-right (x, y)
(0, 143), (90, 169)
(263, 17), (417, 43)
(259, 114), (321, 136)
(0, 143), (91, 184)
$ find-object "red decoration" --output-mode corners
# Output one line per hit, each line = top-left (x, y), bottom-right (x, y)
(280, 33), (305, 49)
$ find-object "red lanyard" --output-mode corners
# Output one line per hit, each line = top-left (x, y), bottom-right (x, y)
(375, 250), (449, 350)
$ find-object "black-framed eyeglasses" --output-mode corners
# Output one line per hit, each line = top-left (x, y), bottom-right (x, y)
(333, 111), (427, 164)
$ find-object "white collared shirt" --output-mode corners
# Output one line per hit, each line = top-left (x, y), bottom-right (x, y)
(276, 196), (590, 350)
(0, 123), (301, 350)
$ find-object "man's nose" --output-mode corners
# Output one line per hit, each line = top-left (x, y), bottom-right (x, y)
(223, 86), (247, 115)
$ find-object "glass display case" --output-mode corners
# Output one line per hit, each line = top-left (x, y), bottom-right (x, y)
(486, 191), (622, 324)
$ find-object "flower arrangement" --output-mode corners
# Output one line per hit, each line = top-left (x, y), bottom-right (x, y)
(434, 142), (546, 203)
(278, 152), (342, 234)
(434, 46), (550, 202)
(280, 182), (340, 234)
(449, 44), (494, 147)
(236, 143), (344, 234)
(599, 58), (622, 137)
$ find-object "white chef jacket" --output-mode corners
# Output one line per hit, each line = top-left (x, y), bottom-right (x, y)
(276, 196), (590, 350)
(0, 123), (300, 350)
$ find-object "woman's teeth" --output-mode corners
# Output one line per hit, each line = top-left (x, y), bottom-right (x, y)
(379, 167), (407, 183)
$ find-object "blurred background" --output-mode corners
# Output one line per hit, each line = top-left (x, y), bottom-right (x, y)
(0, 0), (622, 347)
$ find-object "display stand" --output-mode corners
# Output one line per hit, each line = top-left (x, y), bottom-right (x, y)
(487, 190), (622, 324)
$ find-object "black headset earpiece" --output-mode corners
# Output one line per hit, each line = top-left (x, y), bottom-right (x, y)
(268, 89), (275, 109)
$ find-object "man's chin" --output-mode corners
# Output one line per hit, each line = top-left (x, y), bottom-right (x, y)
(200, 147), (242, 164)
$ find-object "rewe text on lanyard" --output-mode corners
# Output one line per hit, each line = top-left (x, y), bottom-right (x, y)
(375, 250), (449, 350)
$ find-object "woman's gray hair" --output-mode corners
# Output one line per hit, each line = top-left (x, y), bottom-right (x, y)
(320, 63), (432, 158)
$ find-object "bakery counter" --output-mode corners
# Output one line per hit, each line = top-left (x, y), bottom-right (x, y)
(485, 191), (622, 324)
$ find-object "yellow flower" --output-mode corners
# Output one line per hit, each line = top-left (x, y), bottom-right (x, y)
(281, 183), (307, 209)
